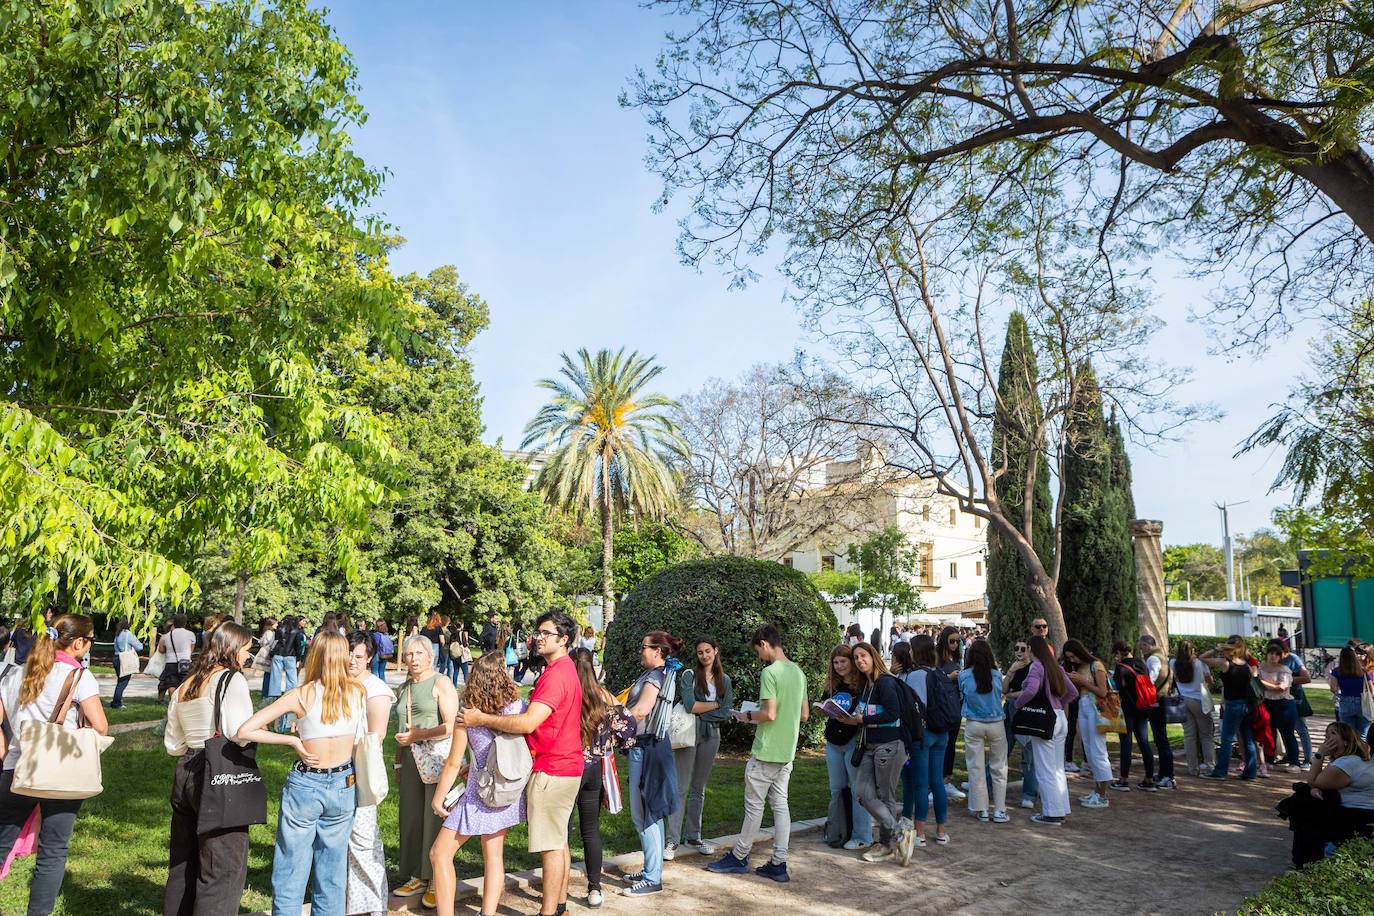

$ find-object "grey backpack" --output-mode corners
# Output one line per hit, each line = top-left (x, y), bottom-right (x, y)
(475, 731), (533, 808)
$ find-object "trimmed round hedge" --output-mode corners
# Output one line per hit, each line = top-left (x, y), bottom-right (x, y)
(603, 556), (838, 748)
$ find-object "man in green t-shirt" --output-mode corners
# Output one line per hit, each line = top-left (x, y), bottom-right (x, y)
(706, 624), (808, 882)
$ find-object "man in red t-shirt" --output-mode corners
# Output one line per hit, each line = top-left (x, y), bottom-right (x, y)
(458, 610), (583, 916)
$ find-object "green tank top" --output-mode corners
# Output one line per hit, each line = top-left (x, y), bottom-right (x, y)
(398, 673), (441, 730)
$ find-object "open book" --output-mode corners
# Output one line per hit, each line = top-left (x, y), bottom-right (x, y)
(812, 697), (852, 720)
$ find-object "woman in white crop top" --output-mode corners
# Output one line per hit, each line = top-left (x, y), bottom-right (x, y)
(162, 621), (255, 916)
(238, 628), (367, 916)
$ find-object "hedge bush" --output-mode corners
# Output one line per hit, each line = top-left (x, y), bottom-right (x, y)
(603, 557), (837, 748)
(1239, 839), (1374, 915)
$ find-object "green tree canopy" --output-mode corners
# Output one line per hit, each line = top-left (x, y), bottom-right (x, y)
(1, 0), (404, 626)
(847, 525), (926, 635)
(1163, 543), (1228, 601)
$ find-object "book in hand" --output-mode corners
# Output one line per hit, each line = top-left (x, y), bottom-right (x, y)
(737, 700), (761, 715)
(813, 698), (853, 720)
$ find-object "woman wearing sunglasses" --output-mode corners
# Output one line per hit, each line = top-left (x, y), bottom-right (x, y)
(1003, 640), (1039, 809)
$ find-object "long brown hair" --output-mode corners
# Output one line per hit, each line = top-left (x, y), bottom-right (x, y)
(826, 645), (860, 695)
(21, 613), (94, 705)
(571, 647), (608, 749)
(1174, 640), (1197, 684)
(851, 642), (889, 684)
(1339, 646), (1363, 679)
(1028, 635), (1069, 698)
(181, 622), (252, 701)
(965, 639), (996, 694)
(693, 636), (726, 698)
(300, 630), (365, 724)
(459, 651), (519, 715)
(937, 626), (961, 666)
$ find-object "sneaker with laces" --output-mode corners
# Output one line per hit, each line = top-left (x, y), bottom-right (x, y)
(976, 810), (990, 822)
(662, 843), (677, 861)
(1109, 780), (1131, 791)
(1020, 798), (1037, 808)
(1064, 762), (1080, 773)
(621, 869), (647, 883)
(1137, 779), (1159, 792)
(944, 782), (967, 800)
(587, 889), (603, 908)
(621, 878), (663, 897)
(684, 838), (717, 855)
(843, 838), (870, 851)
(991, 810), (1010, 823)
(754, 860), (790, 883)
(394, 877), (428, 897)
(1156, 777), (1176, 789)
(861, 843), (893, 863)
(1081, 793), (1109, 809)
(1030, 814), (1065, 826)
(705, 851), (749, 874)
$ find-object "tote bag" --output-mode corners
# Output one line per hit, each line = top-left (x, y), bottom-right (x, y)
(143, 650), (166, 679)
(197, 672), (267, 833)
(13, 668), (115, 800)
(354, 731), (389, 807)
(599, 753), (623, 814)
(1011, 683), (1056, 740)
(116, 648), (141, 677)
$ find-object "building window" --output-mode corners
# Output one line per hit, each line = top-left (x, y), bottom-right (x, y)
(821, 554), (836, 572)
(974, 516), (982, 530)
(975, 560), (984, 577)
(949, 561), (958, 580)
(949, 507), (957, 526)
(921, 504), (930, 522)
(919, 545), (933, 585)
(781, 556), (793, 568)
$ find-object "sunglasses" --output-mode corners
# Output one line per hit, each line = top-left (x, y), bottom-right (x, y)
(1032, 624), (1048, 630)
(1016, 646), (1028, 652)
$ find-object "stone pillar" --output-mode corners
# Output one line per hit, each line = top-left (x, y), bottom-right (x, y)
(1132, 519), (1167, 646)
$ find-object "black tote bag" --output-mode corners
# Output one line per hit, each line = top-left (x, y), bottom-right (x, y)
(1011, 683), (1056, 740)
(197, 672), (268, 834)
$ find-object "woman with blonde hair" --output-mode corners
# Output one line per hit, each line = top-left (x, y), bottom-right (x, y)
(1282, 721), (1374, 866)
(238, 629), (367, 916)
(429, 652), (526, 916)
(0, 614), (108, 916)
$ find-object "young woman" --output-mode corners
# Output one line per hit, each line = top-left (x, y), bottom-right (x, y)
(894, 636), (948, 854)
(111, 617), (144, 709)
(267, 616), (306, 732)
(1201, 636), (1258, 780)
(1284, 722), (1374, 866)
(622, 630), (683, 896)
(256, 617), (278, 702)
(420, 613), (444, 673)
(391, 635), (460, 903)
(665, 636), (733, 860)
(501, 623), (519, 681)
(1062, 639), (1111, 808)
(845, 641), (909, 864)
(158, 613), (198, 702)
(238, 630), (367, 916)
(888, 642), (924, 837)
(1170, 640), (1216, 776)
(959, 639), (1009, 822)
(578, 626), (598, 654)
(448, 620), (471, 684)
(568, 647), (634, 909)
(1329, 646), (1372, 738)
(935, 626), (966, 802)
(1002, 639), (1038, 809)
(344, 631), (397, 916)
(821, 645), (873, 850)
(1015, 635), (1078, 825)
(0, 615), (109, 916)
(163, 622), (256, 916)
(1259, 644), (1300, 769)
(430, 652), (526, 916)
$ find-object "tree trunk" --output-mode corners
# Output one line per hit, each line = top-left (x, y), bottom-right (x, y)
(1288, 150), (1374, 242)
(988, 504), (1069, 648)
(600, 449), (615, 626)
(232, 570), (248, 624)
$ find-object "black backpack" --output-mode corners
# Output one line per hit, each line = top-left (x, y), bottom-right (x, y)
(920, 666), (963, 733)
(888, 673), (926, 749)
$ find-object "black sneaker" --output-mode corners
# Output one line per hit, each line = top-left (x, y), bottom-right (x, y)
(754, 860), (789, 883)
(1109, 780), (1131, 791)
(1137, 779), (1159, 792)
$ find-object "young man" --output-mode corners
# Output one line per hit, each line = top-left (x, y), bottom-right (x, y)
(707, 624), (808, 882)
(1111, 640), (1158, 791)
(457, 611), (583, 916)
(1137, 635), (1177, 788)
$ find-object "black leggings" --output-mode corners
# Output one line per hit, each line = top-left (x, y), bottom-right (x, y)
(575, 758), (604, 891)
(1119, 710), (1155, 781)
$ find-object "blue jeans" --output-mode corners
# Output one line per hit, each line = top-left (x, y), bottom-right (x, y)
(370, 656), (387, 681)
(1264, 699), (1300, 765)
(270, 655), (298, 732)
(1212, 699), (1257, 778)
(1295, 714), (1313, 764)
(271, 765), (357, 916)
(1337, 695), (1370, 740)
(628, 747), (663, 884)
(903, 730), (949, 824)
(1014, 734), (1038, 801)
(824, 739), (872, 844)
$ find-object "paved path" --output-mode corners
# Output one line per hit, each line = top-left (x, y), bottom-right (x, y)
(372, 769), (1294, 916)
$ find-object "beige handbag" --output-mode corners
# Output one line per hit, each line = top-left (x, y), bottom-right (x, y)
(116, 648), (140, 676)
(354, 731), (389, 806)
(13, 668), (115, 800)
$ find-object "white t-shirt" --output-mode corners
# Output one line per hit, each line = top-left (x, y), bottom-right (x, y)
(577, 636), (597, 652)
(160, 627), (196, 662)
(164, 670), (255, 755)
(363, 673), (395, 702)
(4, 662), (99, 770)
(1332, 755), (1374, 810)
(1170, 659), (1209, 701)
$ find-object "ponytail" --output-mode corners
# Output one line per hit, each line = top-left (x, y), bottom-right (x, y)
(20, 613), (94, 705)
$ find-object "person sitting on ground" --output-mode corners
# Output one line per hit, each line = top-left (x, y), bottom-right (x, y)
(1279, 722), (1374, 867)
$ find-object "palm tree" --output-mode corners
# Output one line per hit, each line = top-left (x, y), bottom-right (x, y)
(522, 348), (687, 624)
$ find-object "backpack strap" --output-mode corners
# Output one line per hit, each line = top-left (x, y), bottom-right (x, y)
(49, 666), (83, 727)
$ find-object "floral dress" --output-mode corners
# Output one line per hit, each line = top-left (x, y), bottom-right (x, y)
(443, 700), (528, 836)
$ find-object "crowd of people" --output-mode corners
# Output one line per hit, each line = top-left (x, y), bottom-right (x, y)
(0, 608), (1369, 915)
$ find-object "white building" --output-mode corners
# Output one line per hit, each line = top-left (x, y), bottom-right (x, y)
(1167, 600), (1302, 641)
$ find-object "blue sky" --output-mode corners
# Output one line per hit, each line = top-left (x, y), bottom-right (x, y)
(327, 1), (1310, 547)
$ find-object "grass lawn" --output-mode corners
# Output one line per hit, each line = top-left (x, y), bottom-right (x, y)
(0, 726), (832, 916)
(105, 698), (170, 727)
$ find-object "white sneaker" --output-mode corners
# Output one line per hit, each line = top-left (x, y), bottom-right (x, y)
(1020, 798), (1036, 809)
(587, 889), (604, 908)
(944, 782), (966, 800)
(662, 843), (677, 861)
(1081, 793), (1109, 809)
(1064, 762), (1080, 773)
(843, 839), (870, 851)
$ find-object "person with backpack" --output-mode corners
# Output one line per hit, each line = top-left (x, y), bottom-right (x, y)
(665, 636), (733, 861)
(267, 616), (307, 733)
(1110, 640), (1158, 791)
(370, 620), (394, 681)
(1002, 640), (1039, 810)
(457, 611), (583, 913)
(1015, 636), (1078, 825)
(895, 635), (955, 857)
(820, 645), (872, 851)
(344, 630), (397, 916)
(959, 639), (1008, 823)
(1137, 635), (1177, 788)
(430, 651), (527, 916)
(1201, 636), (1259, 780)
(1062, 640), (1111, 808)
(840, 642), (909, 864)
(935, 626), (966, 802)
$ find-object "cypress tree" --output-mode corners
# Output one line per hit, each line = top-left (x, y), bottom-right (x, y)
(987, 312), (1055, 665)
(1057, 366), (1138, 658)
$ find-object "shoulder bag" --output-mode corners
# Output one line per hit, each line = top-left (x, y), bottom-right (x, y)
(670, 670), (698, 750)
(198, 672), (268, 833)
(13, 667), (115, 800)
(143, 649), (167, 679)
(1362, 678), (1374, 725)
(405, 681), (451, 784)
(1011, 682), (1056, 740)
(354, 697), (389, 807)
(850, 683), (872, 768)
(116, 641), (141, 678)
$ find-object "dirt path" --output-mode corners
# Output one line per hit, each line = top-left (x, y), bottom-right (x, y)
(380, 770), (1294, 916)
